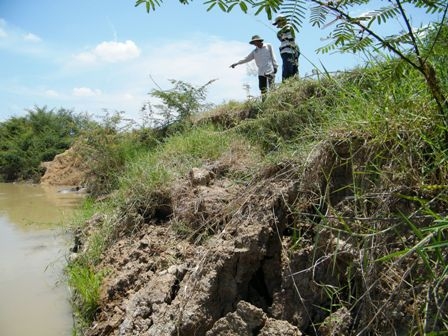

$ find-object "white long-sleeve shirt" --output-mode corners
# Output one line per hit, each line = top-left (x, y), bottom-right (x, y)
(235, 43), (278, 76)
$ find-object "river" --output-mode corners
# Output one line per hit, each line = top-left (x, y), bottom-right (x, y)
(0, 183), (84, 336)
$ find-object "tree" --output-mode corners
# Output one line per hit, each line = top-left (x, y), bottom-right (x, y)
(135, 0), (448, 121)
(141, 79), (216, 129)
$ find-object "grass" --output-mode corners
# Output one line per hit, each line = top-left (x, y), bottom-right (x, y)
(66, 54), (448, 334)
(67, 262), (104, 334)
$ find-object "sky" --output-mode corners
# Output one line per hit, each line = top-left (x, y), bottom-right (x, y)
(0, 0), (442, 125)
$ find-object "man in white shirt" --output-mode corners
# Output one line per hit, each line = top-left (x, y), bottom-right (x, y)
(230, 35), (278, 98)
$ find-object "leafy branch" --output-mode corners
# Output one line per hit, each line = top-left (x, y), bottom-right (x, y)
(310, 0), (448, 117)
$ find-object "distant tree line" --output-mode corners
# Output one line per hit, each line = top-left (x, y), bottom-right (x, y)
(0, 106), (93, 182)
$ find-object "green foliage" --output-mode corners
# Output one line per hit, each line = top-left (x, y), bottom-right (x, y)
(233, 50), (447, 186)
(72, 80), (222, 198)
(311, 0), (448, 119)
(66, 262), (104, 328)
(135, 0), (307, 25)
(135, 0), (255, 14)
(311, 0), (446, 58)
(203, 0), (251, 13)
(76, 111), (154, 197)
(120, 124), (236, 194)
(142, 79), (216, 129)
(278, 0), (307, 28)
(0, 106), (91, 182)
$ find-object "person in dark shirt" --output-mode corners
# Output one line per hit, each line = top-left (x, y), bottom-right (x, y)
(273, 15), (300, 81)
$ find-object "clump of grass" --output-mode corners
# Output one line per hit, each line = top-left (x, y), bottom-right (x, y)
(67, 262), (104, 334)
(119, 123), (257, 197)
(65, 197), (116, 333)
(120, 124), (231, 187)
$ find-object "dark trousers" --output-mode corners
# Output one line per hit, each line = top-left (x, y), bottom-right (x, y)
(258, 75), (274, 95)
(281, 53), (298, 80)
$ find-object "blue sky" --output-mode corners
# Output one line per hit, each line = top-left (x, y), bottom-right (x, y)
(0, 0), (441, 124)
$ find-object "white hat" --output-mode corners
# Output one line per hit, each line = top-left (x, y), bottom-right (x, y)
(249, 35), (264, 44)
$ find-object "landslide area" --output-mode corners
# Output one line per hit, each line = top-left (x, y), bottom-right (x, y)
(67, 73), (448, 335)
(71, 141), (447, 336)
(40, 143), (89, 187)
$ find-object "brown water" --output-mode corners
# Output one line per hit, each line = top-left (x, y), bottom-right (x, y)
(0, 183), (84, 336)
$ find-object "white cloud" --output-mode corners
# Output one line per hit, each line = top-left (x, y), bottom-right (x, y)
(73, 51), (97, 64)
(0, 19), (45, 55)
(61, 35), (260, 115)
(23, 33), (42, 43)
(45, 89), (59, 97)
(72, 87), (102, 97)
(95, 40), (140, 62)
(139, 37), (260, 102)
(73, 40), (140, 65)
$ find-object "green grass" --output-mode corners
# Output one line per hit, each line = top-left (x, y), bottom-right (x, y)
(66, 262), (104, 334)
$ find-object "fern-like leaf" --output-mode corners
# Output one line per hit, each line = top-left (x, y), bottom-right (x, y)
(135, 0), (163, 12)
(380, 31), (415, 51)
(316, 40), (338, 54)
(333, 22), (357, 47)
(342, 35), (373, 53)
(368, 5), (401, 25)
(279, 0), (307, 30)
(253, 0), (283, 19)
(406, 0), (446, 14)
(202, 0), (254, 13)
(310, 5), (330, 28)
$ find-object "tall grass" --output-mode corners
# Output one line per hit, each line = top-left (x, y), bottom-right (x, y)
(119, 124), (244, 196)
(67, 262), (104, 334)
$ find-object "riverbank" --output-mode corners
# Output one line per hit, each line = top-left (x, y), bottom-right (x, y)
(66, 69), (447, 335)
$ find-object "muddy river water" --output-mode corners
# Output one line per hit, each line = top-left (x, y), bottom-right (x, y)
(0, 183), (84, 336)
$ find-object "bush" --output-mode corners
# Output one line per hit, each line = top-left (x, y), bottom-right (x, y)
(0, 106), (92, 182)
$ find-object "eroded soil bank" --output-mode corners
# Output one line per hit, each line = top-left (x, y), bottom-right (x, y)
(66, 138), (447, 336)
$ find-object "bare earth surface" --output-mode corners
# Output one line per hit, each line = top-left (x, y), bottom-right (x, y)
(45, 138), (447, 335)
(41, 146), (88, 187)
